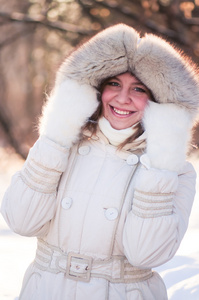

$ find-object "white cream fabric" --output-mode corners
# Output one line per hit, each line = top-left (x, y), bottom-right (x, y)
(1, 136), (196, 300)
(39, 79), (99, 148)
(98, 117), (138, 146)
(142, 101), (192, 173)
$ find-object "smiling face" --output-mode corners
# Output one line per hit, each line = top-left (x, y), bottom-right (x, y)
(101, 72), (151, 130)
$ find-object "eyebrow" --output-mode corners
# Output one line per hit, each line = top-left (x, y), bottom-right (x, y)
(108, 76), (119, 81)
(107, 76), (146, 87)
(111, 77), (144, 85)
(132, 81), (145, 85)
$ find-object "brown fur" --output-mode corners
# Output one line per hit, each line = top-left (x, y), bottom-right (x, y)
(56, 23), (199, 115)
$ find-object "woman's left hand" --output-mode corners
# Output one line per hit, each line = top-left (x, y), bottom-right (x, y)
(141, 101), (193, 173)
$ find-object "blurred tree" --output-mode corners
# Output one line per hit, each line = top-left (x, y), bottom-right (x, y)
(0, 0), (199, 157)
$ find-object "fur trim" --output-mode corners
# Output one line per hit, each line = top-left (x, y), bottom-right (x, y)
(39, 79), (99, 147)
(56, 23), (199, 116)
(133, 34), (199, 113)
(57, 24), (139, 88)
(142, 101), (192, 172)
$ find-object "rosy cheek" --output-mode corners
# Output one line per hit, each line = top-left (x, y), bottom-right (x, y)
(135, 99), (148, 112)
(101, 92), (110, 105)
(101, 96), (109, 118)
(141, 103), (148, 111)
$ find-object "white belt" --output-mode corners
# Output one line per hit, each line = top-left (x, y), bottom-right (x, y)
(34, 239), (153, 283)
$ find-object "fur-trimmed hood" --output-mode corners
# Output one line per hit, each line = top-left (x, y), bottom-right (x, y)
(56, 23), (199, 115)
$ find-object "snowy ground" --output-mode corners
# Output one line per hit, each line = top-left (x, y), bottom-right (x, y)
(0, 147), (199, 300)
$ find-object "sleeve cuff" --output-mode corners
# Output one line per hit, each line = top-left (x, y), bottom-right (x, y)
(132, 189), (173, 218)
(20, 136), (70, 193)
(132, 165), (179, 218)
(20, 159), (62, 193)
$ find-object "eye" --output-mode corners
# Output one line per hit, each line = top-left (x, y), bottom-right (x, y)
(107, 81), (120, 87)
(134, 87), (147, 93)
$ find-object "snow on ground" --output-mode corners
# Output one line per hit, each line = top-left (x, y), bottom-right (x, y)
(0, 147), (199, 300)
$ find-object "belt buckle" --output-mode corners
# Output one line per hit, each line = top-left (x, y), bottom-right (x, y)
(66, 252), (93, 282)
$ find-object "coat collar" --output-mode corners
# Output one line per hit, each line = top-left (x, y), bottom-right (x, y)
(83, 128), (146, 153)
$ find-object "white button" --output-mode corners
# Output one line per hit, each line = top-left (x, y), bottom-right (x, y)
(61, 197), (73, 209)
(105, 208), (119, 221)
(78, 146), (90, 155)
(126, 154), (139, 165)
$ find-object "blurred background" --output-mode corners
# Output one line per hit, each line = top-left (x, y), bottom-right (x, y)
(1, 0), (199, 158)
(0, 1), (199, 299)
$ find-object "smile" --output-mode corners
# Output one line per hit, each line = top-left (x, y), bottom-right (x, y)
(110, 106), (134, 116)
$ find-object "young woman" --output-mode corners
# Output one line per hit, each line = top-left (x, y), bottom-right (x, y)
(1, 24), (199, 300)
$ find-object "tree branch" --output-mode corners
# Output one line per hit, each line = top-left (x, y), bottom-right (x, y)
(0, 11), (94, 35)
(95, 0), (198, 47)
(77, 0), (105, 29)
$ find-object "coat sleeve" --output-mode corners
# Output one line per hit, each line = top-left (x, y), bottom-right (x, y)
(0, 137), (70, 237)
(122, 161), (196, 268)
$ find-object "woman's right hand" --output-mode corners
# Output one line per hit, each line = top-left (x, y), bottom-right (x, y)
(39, 79), (99, 148)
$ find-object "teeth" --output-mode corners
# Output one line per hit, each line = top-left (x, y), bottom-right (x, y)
(113, 107), (131, 115)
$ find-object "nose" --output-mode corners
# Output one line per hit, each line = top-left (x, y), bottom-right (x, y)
(115, 89), (132, 105)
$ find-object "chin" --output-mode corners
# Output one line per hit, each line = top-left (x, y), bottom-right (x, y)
(111, 122), (131, 130)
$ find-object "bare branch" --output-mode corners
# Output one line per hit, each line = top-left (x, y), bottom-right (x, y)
(94, 0), (197, 47)
(77, 0), (105, 29)
(183, 17), (199, 25)
(0, 11), (94, 35)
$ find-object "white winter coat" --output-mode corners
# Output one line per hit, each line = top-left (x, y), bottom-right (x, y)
(1, 129), (196, 300)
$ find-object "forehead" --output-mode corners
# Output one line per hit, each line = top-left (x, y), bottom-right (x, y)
(109, 72), (145, 84)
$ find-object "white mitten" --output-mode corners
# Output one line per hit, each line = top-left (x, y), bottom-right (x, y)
(141, 101), (193, 173)
(39, 79), (99, 148)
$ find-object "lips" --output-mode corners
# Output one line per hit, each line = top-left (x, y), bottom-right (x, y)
(110, 105), (134, 116)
